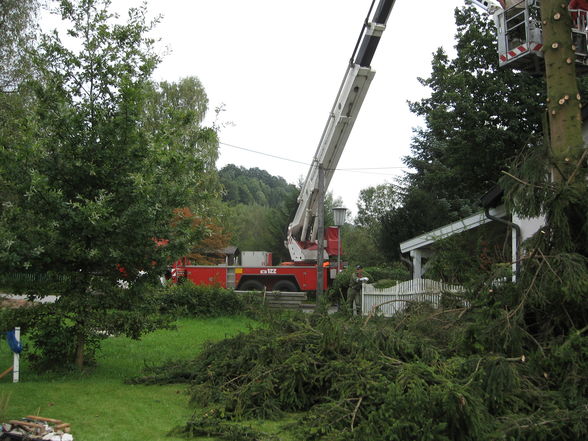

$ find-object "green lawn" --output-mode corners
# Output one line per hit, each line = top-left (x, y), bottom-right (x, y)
(0, 316), (258, 441)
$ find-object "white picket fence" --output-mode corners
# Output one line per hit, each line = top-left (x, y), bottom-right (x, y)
(361, 279), (465, 317)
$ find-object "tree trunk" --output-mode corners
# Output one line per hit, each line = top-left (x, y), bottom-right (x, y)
(541, 0), (584, 178)
(74, 331), (85, 369)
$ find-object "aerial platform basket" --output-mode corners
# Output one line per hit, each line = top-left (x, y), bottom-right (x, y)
(495, 0), (588, 74)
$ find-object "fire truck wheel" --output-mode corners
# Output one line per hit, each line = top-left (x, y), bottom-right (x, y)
(273, 280), (298, 292)
(240, 279), (265, 291)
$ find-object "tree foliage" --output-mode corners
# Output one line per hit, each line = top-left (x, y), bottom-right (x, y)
(340, 225), (387, 267)
(174, 208), (232, 265)
(355, 183), (399, 229)
(0, 0), (38, 91)
(0, 0), (218, 368)
(143, 76), (220, 190)
(406, 6), (543, 204)
(379, 6), (544, 258)
(219, 164), (296, 208)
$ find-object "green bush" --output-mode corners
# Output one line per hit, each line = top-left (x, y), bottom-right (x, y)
(372, 279), (399, 289)
(28, 315), (103, 371)
(160, 282), (246, 317)
(328, 268), (356, 303)
(329, 263), (410, 302)
(0, 303), (104, 371)
(364, 263), (410, 282)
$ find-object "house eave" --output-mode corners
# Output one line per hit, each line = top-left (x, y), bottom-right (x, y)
(399, 205), (508, 254)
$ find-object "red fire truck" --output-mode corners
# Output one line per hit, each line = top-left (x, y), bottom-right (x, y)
(171, 258), (332, 292)
(169, 0), (396, 291)
(170, 228), (342, 291)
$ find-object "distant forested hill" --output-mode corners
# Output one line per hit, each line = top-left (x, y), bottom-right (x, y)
(219, 164), (297, 207)
(218, 164), (343, 262)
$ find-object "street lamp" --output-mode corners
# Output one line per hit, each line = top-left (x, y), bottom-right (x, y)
(333, 207), (347, 273)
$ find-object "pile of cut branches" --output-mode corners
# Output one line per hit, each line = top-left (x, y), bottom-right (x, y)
(130, 302), (588, 440)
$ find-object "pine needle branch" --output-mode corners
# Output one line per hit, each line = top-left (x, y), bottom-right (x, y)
(536, 248), (563, 284)
(501, 170), (546, 189)
(463, 358), (483, 387)
(509, 249), (543, 320)
(350, 396), (363, 431)
(566, 148), (588, 185)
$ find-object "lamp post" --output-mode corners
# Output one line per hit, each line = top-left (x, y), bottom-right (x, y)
(333, 207), (347, 273)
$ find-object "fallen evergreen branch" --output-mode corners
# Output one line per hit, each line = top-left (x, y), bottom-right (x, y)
(171, 412), (276, 441)
(129, 216), (588, 441)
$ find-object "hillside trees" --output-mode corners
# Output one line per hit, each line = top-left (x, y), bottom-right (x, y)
(218, 165), (346, 263)
(0, 0), (218, 368)
(217, 165), (297, 262)
(379, 5), (544, 258)
(219, 164), (296, 208)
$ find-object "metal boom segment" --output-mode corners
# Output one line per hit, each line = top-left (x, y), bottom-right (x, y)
(287, 0), (396, 261)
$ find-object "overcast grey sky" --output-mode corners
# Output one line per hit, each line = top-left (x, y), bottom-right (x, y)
(46, 0), (472, 214)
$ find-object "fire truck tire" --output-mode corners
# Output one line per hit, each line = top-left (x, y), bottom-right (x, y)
(240, 279), (265, 291)
(273, 280), (298, 292)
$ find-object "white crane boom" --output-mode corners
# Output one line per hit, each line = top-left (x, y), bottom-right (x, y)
(287, 0), (395, 262)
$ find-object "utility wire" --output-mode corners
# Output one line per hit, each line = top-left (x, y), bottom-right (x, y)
(219, 142), (309, 166)
(219, 141), (408, 175)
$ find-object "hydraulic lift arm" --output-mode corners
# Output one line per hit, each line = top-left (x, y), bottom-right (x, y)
(286, 0), (396, 262)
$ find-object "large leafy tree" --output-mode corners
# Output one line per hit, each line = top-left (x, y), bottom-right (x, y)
(143, 76), (219, 187)
(0, 0), (217, 368)
(355, 183), (400, 230)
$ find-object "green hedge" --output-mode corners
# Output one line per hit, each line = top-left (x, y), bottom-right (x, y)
(329, 263), (410, 300)
(160, 282), (247, 317)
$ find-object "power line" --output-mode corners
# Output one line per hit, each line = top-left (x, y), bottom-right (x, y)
(219, 141), (408, 175)
(338, 166), (406, 170)
(219, 142), (309, 166)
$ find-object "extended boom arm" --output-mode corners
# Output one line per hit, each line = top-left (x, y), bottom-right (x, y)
(287, 0), (396, 261)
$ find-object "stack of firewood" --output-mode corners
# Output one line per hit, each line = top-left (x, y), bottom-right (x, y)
(1, 415), (73, 441)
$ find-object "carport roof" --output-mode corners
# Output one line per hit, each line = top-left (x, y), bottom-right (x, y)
(399, 204), (508, 254)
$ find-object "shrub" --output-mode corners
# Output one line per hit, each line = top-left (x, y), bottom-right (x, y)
(364, 263), (410, 282)
(329, 263), (410, 302)
(372, 279), (399, 289)
(26, 312), (104, 371)
(0, 303), (104, 371)
(160, 282), (246, 317)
